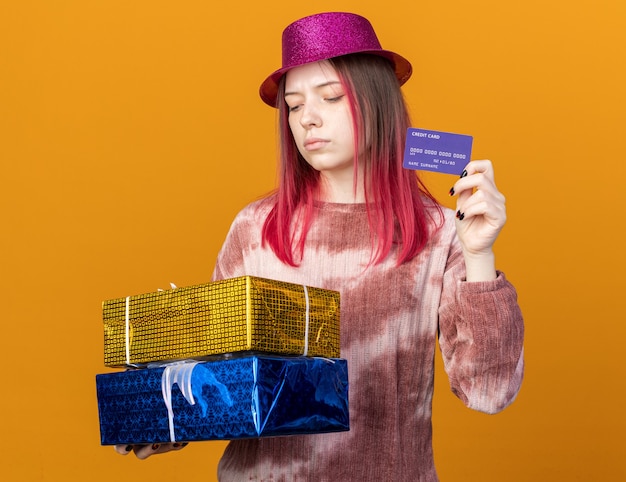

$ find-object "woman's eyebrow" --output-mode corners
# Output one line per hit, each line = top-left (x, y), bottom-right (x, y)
(284, 80), (342, 97)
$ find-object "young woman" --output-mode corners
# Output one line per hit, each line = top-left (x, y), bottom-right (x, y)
(120, 12), (524, 481)
(213, 12), (524, 481)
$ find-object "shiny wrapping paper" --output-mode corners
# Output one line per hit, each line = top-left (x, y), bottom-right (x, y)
(103, 276), (340, 367)
(96, 355), (349, 444)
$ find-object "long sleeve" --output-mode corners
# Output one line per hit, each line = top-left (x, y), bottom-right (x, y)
(211, 203), (261, 282)
(438, 240), (525, 414)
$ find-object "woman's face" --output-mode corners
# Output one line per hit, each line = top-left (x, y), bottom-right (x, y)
(284, 61), (356, 183)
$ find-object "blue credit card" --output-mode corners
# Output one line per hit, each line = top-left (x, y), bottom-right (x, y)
(403, 128), (473, 175)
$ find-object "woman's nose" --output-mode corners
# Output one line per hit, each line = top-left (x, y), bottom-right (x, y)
(299, 104), (322, 128)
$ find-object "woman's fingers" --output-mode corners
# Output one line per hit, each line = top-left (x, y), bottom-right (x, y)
(113, 442), (189, 459)
(114, 444), (134, 455)
(451, 160), (503, 217)
(449, 160), (507, 254)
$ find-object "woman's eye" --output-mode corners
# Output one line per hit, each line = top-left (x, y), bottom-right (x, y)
(326, 94), (345, 103)
(287, 104), (301, 113)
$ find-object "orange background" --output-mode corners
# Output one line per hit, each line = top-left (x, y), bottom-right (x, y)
(1, 1), (624, 480)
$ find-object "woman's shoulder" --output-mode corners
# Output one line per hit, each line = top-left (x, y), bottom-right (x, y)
(232, 193), (275, 214)
(421, 196), (456, 228)
(229, 195), (276, 227)
(417, 197), (458, 253)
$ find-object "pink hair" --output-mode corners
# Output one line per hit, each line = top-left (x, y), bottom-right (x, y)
(261, 54), (443, 266)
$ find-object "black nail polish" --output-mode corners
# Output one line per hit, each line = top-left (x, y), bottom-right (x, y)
(456, 210), (461, 219)
(449, 187), (455, 196)
(125, 445), (133, 452)
(181, 442), (189, 447)
(459, 212), (465, 221)
(173, 443), (181, 448)
(152, 444), (160, 450)
(460, 169), (468, 178)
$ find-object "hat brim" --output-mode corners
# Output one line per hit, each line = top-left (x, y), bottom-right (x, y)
(259, 50), (412, 107)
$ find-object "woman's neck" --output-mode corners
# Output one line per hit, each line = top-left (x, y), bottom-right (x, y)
(317, 168), (366, 203)
(319, 184), (365, 203)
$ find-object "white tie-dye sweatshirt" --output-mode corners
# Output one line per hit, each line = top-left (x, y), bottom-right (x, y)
(212, 199), (524, 482)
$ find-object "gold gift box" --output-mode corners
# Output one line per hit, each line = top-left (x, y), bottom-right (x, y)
(103, 276), (340, 367)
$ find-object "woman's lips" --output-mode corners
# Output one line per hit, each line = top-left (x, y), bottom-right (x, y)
(303, 138), (329, 151)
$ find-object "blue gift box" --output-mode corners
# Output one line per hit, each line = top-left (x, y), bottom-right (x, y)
(96, 355), (349, 445)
